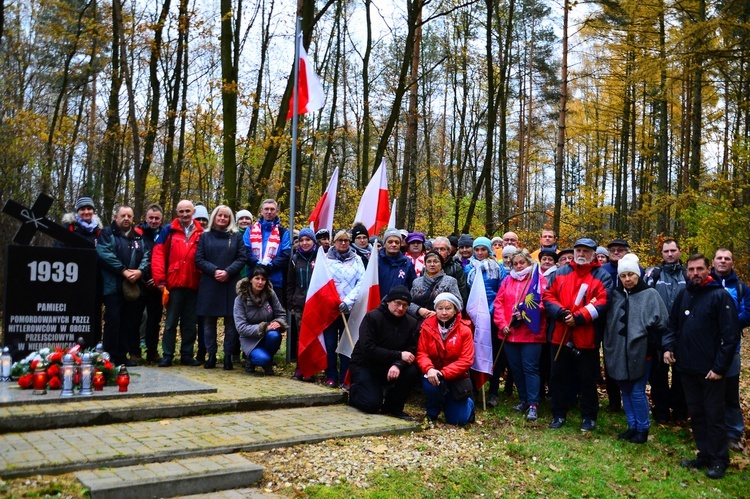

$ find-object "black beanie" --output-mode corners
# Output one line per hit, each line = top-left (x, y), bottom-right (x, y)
(384, 285), (411, 304)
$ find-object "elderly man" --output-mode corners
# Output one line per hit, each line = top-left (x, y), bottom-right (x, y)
(243, 199), (291, 293)
(711, 248), (750, 452)
(645, 238), (688, 424)
(543, 238), (611, 431)
(502, 231), (520, 248)
(663, 254), (739, 479)
(348, 285), (421, 419)
(152, 200), (204, 367)
(378, 228), (417, 298)
(97, 205), (150, 366)
(432, 236), (468, 307)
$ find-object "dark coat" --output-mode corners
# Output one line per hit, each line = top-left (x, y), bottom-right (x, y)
(234, 279), (287, 355)
(286, 248), (317, 313)
(377, 249), (417, 299)
(195, 229), (247, 316)
(349, 302), (419, 374)
(137, 222), (161, 282)
(96, 222), (149, 296)
(662, 278), (740, 376)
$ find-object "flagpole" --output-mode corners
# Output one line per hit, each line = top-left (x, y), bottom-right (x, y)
(287, 15), (301, 363)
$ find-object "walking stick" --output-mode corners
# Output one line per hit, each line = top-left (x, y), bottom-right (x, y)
(553, 283), (589, 362)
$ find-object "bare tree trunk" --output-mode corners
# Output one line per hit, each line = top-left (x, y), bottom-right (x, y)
(221, 0), (241, 208)
(553, 0), (568, 236)
(101, 0), (124, 218)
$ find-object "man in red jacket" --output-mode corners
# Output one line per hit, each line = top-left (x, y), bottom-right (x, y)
(543, 238), (611, 431)
(151, 200), (204, 367)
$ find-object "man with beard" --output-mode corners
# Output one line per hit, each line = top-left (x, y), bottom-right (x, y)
(543, 238), (612, 431)
(663, 254), (739, 479)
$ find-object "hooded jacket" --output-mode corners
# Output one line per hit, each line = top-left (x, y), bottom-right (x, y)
(286, 247), (317, 313)
(96, 221), (150, 296)
(233, 278), (287, 355)
(662, 277), (740, 376)
(417, 313), (474, 381)
(151, 218), (204, 291)
(493, 268), (548, 344)
(349, 302), (419, 374)
(543, 258), (612, 349)
(242, 216), (291, 290)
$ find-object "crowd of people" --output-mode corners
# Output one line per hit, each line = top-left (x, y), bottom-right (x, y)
(62, 195), (746, 480)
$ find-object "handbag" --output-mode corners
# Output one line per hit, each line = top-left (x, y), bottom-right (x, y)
(445, 376), (473, 400)
(122, 280), (141, 302)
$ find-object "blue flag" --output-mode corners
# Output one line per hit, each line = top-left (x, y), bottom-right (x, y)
(517, 264), (542, 334)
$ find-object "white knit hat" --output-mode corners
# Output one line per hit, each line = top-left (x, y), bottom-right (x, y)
(618, 253), (640, 276)
(434, 292), (462, 311)
(502, 245), (518, 257)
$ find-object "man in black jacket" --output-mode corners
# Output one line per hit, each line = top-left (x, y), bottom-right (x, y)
(662, 254), (739, 479)
(138, 204), (164, 363)
(348, 285), (421, 420)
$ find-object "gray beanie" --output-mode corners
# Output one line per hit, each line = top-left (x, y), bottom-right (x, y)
(193, 205), (209, 221)
(236, 209), (253, 221)
(457, 233), (474, 247)
(434, 292), (462, 311)
(75, 196), (95, 211)
(384, 228), (402, 242)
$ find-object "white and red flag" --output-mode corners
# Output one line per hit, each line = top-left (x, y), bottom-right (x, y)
(387, 198), (397, 229)
(354, 159), (390, 237)
(337, 249), (380, 357)
(287, 37), (325, 119)
(297, 247), (341, 377)
(467, 272), (493, 390)
(308, 167), (338, 235)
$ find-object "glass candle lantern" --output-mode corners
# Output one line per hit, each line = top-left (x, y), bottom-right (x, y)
(92, 370), (105, 391)
(60, 354), (76, 397)
(79, 353), (93, 396)
(0, 347), (12, 381)
(32, 364), (48, 395)
(116, 365), (130, 392)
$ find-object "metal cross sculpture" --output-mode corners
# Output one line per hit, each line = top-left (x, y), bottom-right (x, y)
(2, 194), (94, 249)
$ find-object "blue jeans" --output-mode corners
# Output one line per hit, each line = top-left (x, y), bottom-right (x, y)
(617, 360), (652, 431)
(423, 378), (475, 426)
(504, 342), (542, 406)
(323, 317), (349, 383)
(248, 330), (282, 367)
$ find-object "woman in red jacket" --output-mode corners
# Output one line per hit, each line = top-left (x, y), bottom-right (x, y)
(493, 249), (547, 422)
(417, 292), (475, 426)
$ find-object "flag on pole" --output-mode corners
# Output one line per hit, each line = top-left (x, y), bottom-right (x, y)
(297, 247), (341, 377)
(287, 37), (325, 119)
(516, 264), (542, 334)
(337, 249), (380, 357)
(354, 159), (390, 237)
(387, 198), (397, 229)
(467, 272), (493, 390)
(308, 167), (338, 235)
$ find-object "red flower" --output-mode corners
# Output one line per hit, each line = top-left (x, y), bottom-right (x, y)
(30, 359), (39, 371)
(74, 373), (80, 385)
(48, 352), (63, 363)
(47, 364), (60, 378)
(48, 377), (62, 390)
(103, 361), (113, 370)
(17, 374), (33, 389)
(72, 355), (82, 365)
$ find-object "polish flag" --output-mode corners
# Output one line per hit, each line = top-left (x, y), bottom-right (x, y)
(467, 272), (493, 390)
(354, 159), (390, 237)
(387, 198), (397, 229)
(337, 249), (380, 358)
(287, 37), (325, 119)
(297, 247), (341, 378)
(308, 167), (338, 234)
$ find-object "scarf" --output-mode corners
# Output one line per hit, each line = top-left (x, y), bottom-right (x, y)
(76, 215), (99, 233)
(249, 220), (280, 265)
(406, 253), (425, 276)
(510, 265), (533, 281)
(470, 257), (500, 281)
(438, 316), (457, 340)
(328, 247), (356, 262)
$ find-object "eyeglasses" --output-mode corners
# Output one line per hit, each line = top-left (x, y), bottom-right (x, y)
(336, 239), (350, 243)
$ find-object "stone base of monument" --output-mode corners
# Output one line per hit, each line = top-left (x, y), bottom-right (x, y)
(76, 454), (263, 499)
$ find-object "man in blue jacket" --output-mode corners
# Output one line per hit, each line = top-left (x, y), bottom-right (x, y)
(711, 248), (750, 453)
(243, 199), (291, 297)
(663, 254), (739, 479)
(378, 228), (416, 299)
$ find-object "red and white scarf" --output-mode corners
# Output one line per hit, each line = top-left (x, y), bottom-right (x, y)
(249, 222), (280, 265)
(406, 253), (425, 277)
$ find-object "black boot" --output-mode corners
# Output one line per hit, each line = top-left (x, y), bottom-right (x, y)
(204, 353), (217, 369)
(196, 346), (206, 365)
(223, 356), (233, 371)
(629, 429), (649, 444)
(618, 428), (637, 440)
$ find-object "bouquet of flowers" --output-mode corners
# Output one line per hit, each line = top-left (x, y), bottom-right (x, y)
(11, 344), (117, 390)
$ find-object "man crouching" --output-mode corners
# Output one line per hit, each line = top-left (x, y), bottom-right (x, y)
(348, 285), (421, 420)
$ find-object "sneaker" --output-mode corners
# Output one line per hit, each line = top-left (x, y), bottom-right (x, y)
(340, 383), (350, 392)
(729, 439), (745, 452)
(549, 417), (566, 429)
(325, 379), (337, 388)
(526, 406), (538, 422)
(512, 402), (529, 412)
(680, 458), (709, 469)
(580, 419), (596, 432)
(706, 464), (727, 479)
(487, 394), (499, 408)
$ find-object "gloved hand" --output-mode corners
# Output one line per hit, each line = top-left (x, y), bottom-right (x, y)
(339, 302), (350, 314)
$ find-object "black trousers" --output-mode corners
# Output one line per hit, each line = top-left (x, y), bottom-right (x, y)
(143, 287), (163, 358)
(682, 372), (728, 466)
(103, 294), (143, 363)
(649, 358), (687, 421)
(550, 346), (599, 421)
(349, 363), (421, 415)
